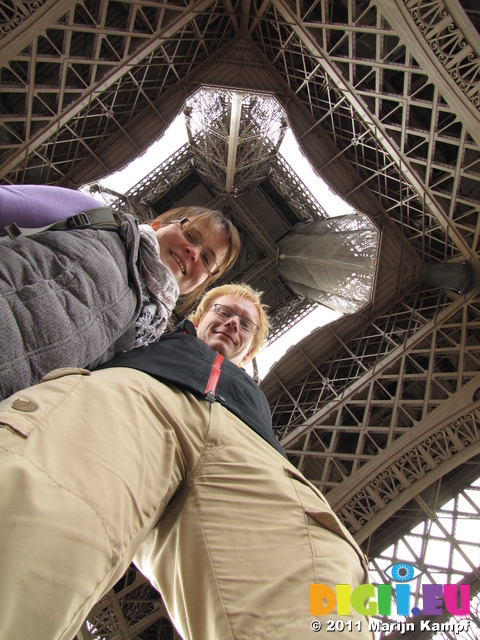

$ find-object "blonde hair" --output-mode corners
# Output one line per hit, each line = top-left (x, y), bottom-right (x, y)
(189, 283), (270, 364)
(152, 206), (241, 312)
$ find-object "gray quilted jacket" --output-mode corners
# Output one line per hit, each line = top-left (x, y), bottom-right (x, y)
(0, 215), (143, 400)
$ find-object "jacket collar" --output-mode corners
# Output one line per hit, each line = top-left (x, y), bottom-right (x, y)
(171, 318), (197, 336)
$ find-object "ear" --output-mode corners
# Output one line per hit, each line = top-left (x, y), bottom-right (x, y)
(151, 220), (161, 231)
(192, 314), (203, 330)
(241, 348), (254, 367)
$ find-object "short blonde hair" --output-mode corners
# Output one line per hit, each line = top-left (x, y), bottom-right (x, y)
(189, 283), (270, 364)
(152, 206), (241, 312)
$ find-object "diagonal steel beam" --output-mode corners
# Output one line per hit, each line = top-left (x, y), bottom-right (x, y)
(0, 0), (217, 180)
(270, 0), (479, 263)
(0, 0), (78, 67)
(280, 287), (480, 449)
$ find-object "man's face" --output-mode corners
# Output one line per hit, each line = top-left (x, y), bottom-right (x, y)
(195, 293), (260, 366)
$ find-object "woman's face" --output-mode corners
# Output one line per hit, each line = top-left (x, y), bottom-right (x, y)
(152, 219), (229, 294)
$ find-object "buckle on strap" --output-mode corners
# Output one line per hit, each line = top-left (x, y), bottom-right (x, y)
(5, 223), (21, 239)
(68, 212), (91, 228)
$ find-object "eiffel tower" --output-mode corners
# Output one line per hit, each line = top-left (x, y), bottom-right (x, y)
(1, 1), (479, 638)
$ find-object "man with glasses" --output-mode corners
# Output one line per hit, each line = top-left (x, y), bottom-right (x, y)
(0, 284), (371, 640)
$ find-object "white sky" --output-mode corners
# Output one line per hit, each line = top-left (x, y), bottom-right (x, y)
(99, 113), (350, 379)
(100, 116), (189, 192)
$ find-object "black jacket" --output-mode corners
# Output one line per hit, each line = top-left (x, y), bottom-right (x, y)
(96, 319), (286, 458)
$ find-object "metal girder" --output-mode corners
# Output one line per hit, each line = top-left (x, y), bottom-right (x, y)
(0, 0), (217, 179)
(280, 287), (479, 449)
(270, 0), (480, 263)
(328, 375), (480, 541)
(378, 0), (480, 146)
(225, 91), (244, 192)
(0, 0), (78, 66)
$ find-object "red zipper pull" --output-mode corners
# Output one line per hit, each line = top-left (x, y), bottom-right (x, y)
(205, 353), (224, 402)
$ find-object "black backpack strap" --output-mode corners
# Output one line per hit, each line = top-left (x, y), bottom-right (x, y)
(5, 207), (122, 239)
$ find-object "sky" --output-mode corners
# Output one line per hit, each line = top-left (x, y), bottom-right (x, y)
(98, 113), (351, 379)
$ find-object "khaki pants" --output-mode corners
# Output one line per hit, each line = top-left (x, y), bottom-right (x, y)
(0, 368), (371, 640)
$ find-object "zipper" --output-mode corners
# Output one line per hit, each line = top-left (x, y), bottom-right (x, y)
(205, 353), (224, 402)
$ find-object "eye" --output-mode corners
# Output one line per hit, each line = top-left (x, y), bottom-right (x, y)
(184, 230), (196, 243)
(201, 252), (211, 267)
(384, 562), (424, 582)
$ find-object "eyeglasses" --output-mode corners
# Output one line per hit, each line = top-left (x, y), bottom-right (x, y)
(212, 304), (259, 334)
(171, 218), (220, 276)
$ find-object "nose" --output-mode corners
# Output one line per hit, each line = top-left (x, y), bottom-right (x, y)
(185, 244), (201, 262)
(223, 315), (239, 332)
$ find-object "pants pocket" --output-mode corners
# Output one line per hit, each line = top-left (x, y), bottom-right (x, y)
(284, 464), (370, 579)
(0, 368), (91, 439)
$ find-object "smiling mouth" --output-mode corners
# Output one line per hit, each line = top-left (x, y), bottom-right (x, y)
(216, 331), (236, 345)
(171, 253), (185, 274)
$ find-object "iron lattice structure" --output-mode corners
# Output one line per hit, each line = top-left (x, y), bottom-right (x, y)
(1, 1), (480, 638)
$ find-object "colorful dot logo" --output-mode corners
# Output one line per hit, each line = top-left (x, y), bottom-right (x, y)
(309, 562), (470, 618)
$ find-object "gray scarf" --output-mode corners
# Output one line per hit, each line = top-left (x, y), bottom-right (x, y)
(135, 224), (179, 347)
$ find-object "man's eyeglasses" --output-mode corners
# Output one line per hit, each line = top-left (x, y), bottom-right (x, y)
(171, 218), (220, 276)
(212, 304), (259, 334)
